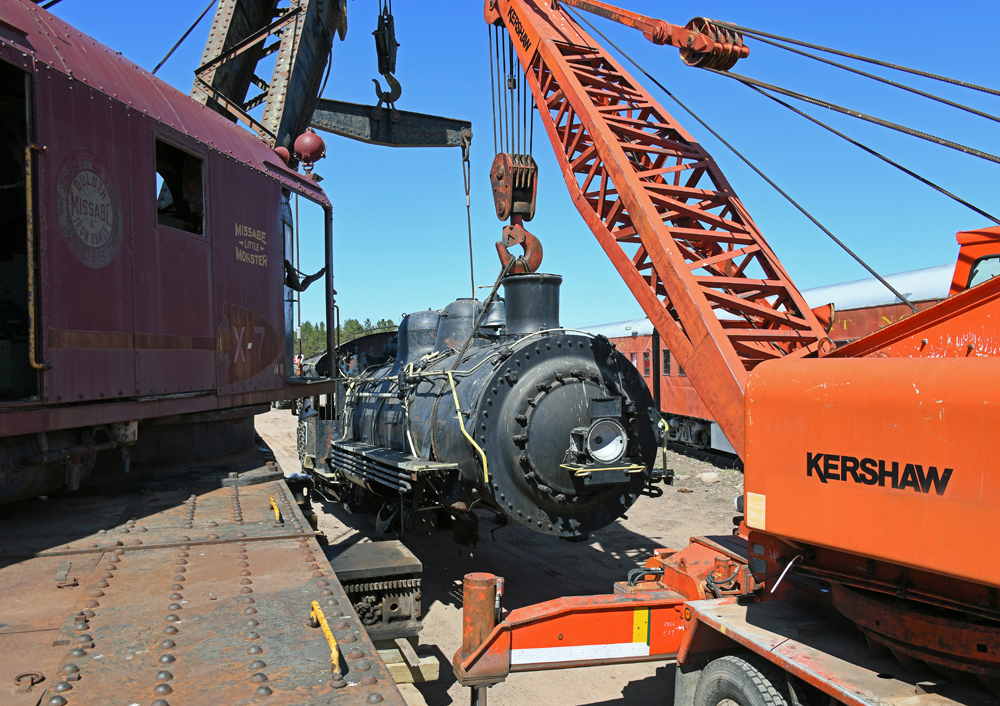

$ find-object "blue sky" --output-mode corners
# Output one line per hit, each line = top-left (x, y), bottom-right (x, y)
(52, 0), (1000, 328)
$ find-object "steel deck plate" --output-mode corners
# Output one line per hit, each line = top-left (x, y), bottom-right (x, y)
(0, 476), (405, 706)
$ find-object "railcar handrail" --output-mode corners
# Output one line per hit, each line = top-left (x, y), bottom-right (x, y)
(25, 143), (50, 372)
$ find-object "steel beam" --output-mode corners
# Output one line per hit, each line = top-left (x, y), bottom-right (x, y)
(311, 99), (472, 148)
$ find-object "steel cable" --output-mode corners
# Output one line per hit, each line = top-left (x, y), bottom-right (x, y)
(153, 0), (218, 75)
(745, 84), (1000, 225)
(741, 33), (1000, 125)
(703, 68), (1000, 166)
(489, 25), (498, 154)
(564, 6), (917, 312)
(712, 21), (1000, 98)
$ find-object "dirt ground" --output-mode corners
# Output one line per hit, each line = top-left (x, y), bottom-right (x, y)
(256, 408), (743, 706)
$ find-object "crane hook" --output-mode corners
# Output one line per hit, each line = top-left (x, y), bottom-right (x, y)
(372, 73), (402, 110)
(496, 222), (543, 274)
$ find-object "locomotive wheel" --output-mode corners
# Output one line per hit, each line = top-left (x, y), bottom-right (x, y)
(694, 655), (795, 706)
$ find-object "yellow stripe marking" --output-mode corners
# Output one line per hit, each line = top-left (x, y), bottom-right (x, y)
(632, 608), (650, 644)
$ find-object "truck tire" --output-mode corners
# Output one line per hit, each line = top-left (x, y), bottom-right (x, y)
(694, 654), (792, 706)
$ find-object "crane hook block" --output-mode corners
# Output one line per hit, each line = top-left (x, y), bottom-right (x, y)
(490, 152), (538, 222)
(496, 223), (543, 274)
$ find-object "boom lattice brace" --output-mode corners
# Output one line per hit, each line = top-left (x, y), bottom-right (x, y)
(488, 0), (831, 456)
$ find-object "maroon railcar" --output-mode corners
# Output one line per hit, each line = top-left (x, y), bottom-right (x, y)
(0, 1), (336, 503)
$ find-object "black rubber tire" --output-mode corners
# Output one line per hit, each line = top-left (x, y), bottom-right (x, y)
(694, 654), (792, 706)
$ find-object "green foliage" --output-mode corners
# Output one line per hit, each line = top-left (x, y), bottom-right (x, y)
(298, 316), (398, 356)
(298, 320), (327, 358)
(340, 318), (365, 342)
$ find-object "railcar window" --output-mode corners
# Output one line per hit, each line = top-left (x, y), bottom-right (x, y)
(677, 364), (686, 377)
(642, 351), (650, 376)
(630, 352), (638, 369)
(155, 140), (203, 235)
(662, 349), (670, 376)
(968, 255), (1000, 289)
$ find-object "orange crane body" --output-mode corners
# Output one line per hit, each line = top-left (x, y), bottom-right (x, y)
(459, 2), (1000, 703)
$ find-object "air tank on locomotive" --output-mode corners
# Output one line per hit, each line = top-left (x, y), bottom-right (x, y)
(300, 273), (665, 543)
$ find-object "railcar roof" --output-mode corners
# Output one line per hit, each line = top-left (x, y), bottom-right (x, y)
(581, 264), (955, 337)
(0, 0), (327, 203)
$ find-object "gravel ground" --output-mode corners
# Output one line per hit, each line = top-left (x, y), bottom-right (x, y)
(256, 409), (743, 706)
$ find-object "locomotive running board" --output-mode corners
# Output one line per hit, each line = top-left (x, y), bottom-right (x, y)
(319, 440), (459, 495)
(0, 469), (404, 706)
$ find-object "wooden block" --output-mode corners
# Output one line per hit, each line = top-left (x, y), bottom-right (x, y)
(397, 683), (428, 706)
(376, 650), (440, 684)
(395, 637), (422, 668)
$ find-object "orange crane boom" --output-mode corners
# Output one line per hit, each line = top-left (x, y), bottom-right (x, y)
(484, 0), (831, 458)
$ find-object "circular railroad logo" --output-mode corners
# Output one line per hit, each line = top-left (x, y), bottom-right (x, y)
(56, 150), (122, 268)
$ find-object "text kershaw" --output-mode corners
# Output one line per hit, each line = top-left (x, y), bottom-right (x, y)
(806, 453), (953, 495)
(507, 7), (531, 51)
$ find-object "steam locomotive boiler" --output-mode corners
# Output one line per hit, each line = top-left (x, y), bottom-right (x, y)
(300, 273), (665, 543)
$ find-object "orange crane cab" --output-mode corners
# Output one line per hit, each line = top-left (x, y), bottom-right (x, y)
(455, 2), (1000, 705)
(950, 226), (1000, 296)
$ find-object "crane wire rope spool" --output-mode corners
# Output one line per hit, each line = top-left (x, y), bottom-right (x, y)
(701, 68), (1000, 167)
(742, 85), (1000, 225)
(723, 33), (1000, 127)
(462, 130), (476, 302)
(564, 5), (972, 314)
(711, 20), (1000, 99)
(488, 23), (541, 274)
(667, 18), (1000, 214)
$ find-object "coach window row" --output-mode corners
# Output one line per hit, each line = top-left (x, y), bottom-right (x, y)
(634, 347), (687, 377)
(656, 348), (685, 377)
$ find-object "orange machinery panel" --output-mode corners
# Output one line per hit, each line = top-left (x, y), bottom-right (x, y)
(743, 357), (1000, 588)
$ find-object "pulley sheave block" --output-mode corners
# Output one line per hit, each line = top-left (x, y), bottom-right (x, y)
(490, 152), (538, 221)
